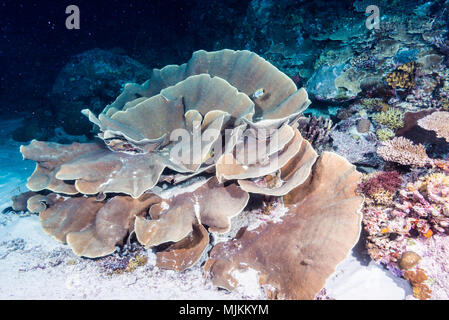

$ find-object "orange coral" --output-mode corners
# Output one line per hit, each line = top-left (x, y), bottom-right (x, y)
(434, 160), (449, 173)
(403, 268), (432, 300)
(403, 268), (427, 285)
(413, 284), (432, 300)
(423, 229), (433, 238)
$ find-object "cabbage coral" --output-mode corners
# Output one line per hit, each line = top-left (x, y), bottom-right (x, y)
(17, 49), (364, 300)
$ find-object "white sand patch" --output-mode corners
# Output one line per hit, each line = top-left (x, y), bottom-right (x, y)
(0, 215), (264, 300)
(231, 267), (266, 299)
(323, 251), (412, 300)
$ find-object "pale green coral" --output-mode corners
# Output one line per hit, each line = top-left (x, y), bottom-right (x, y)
(360, 98), (389, 112)
(314, 50), (337, 69)
(376, 128), (395, 141)
(372, 108), (404, 130)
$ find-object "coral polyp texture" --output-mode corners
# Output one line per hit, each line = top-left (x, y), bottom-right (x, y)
(18, 49), (364, 300)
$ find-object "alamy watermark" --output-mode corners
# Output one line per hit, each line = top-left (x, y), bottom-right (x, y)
(365, 5), (380, 30)
(65, 5), (80, 30)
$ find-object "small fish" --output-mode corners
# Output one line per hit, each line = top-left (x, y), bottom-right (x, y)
(252, 88), (265, 99)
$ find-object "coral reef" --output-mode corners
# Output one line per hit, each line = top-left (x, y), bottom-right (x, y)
(361, 164), (449, 299)
(5, 0), (449, 301)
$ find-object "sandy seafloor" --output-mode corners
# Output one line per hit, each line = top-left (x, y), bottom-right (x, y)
(0, 118), (413, 300)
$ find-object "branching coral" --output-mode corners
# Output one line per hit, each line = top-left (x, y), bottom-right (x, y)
(296, 116), (332, 152)
(360, 171), (402, 204)
(17, 49), (364, 300)
(360, 98), (390, 112)
(377, 137), (432, 167)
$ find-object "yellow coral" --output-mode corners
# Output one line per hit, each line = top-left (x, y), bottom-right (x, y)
(361, 98), (389, 112)
(440, 97), (449, 111)
(422, 172), (449, 186)
(376, 128), (395, 141)
(125, 255), (148, 273)
(413, 283), (432, 300)
(397, 61), (417, 73)
(386, 62), (416, 90)
(371, 189), (395, 205)
(404, 268), (432, 300)
(372, 108), (404, 130)
(418, 172), (449, 197)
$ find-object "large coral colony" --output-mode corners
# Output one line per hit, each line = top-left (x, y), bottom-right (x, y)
(13, 49), (363, 300)
(12, 48), (449, 300)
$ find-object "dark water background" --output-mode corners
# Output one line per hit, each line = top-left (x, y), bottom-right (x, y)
(1, 0), (446, 140)
(0, 0), (250, 117)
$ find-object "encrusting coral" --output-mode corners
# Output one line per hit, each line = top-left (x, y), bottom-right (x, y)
(17, 49), (364, 300)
